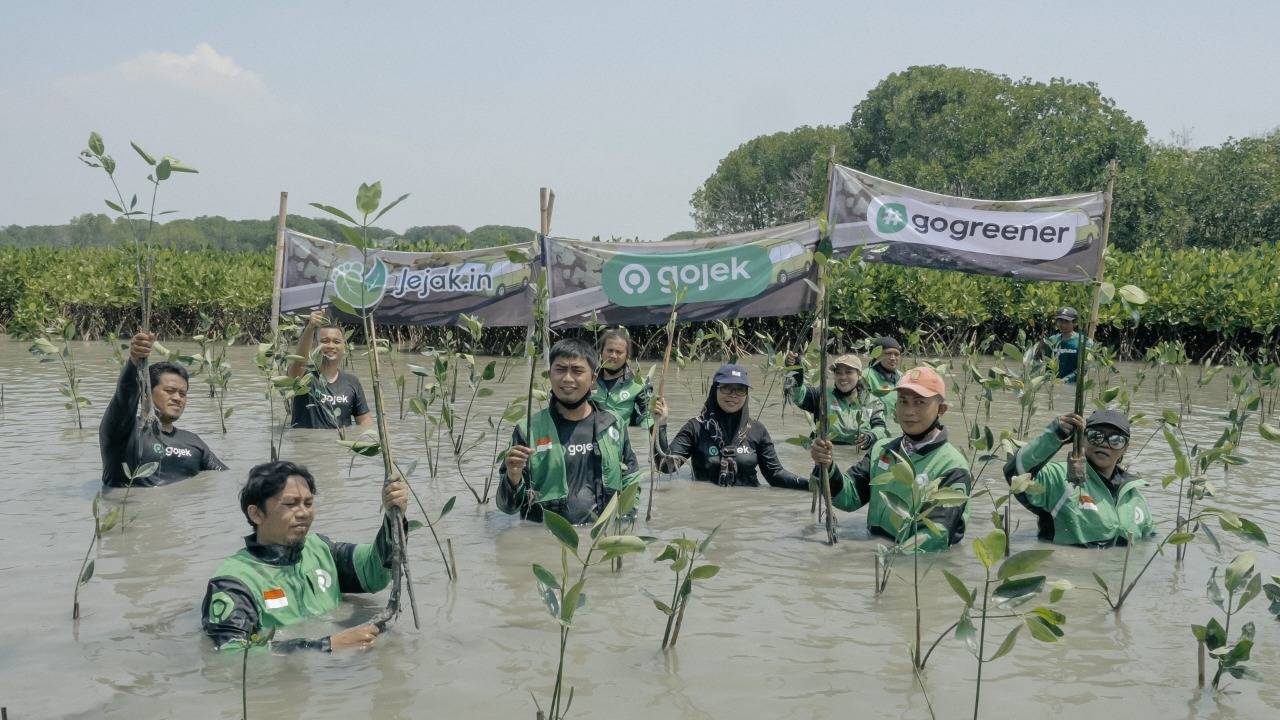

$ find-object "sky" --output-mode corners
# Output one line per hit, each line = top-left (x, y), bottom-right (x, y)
(1, 1), (1277, 241)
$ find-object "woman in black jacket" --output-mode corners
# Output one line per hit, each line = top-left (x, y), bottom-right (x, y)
(651, 364), (807, 490)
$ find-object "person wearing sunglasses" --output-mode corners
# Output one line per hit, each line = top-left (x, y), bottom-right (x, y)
(651, 364), (807, 490)
(1003, 408), (1154, 546)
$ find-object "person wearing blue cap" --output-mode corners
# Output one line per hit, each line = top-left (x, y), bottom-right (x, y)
(651, 364), (807, 489)
(1003, 408), (1154, 546)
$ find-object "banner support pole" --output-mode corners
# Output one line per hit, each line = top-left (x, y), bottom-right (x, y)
(1068, 159), (1118, 484)
(814, 148), (838, 545)
(271, 191), (289, 337)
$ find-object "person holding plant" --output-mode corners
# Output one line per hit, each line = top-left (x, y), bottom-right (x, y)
(201, 460), (408, 652)
(651, 364), (808, 490)
(99, 332), (227, 487)
(786, 351), (888, 450)
(499, 338), (642, 524)
(810, 366), (972, 552)
(1003, 408), (1154, 546)
(863, 336), (904, 432)
(287, 310), (373, 430)
(1037, 306), (1094, 383)
(592, 327), (653, 432)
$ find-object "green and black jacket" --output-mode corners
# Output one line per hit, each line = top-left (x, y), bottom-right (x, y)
(786, 366), (888, 446)
(592, 365), (653, 430)
(862, 363), (902, 434)
(824, 428), (972, 553)
(201, 523), (394, 652)
(496, 401), (641, 524)
(1004, 422), (1155, 546)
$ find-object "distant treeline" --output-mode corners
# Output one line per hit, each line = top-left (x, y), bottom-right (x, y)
(0, 213), (539, 252)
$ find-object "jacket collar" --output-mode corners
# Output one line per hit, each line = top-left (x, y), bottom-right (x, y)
(872, 363), (901, 382)
(243, 533), (305, 566)
(888, 426), (950, 457)
(597, 363), (635, 385)
(551, 399), (619, 435)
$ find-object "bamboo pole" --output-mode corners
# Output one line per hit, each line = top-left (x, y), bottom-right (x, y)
(815, 150), (838, 545)
(645, 299), (679, 522)
(521, 188), (554, 515)
(1067, 160), (1118, 484)
(271, 192), (289, 337)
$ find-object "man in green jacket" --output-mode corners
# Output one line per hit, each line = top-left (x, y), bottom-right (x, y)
(201, 460), (409, 652)
(863, 336), (904, 434)
(1004, 409), (1154, 546)
(811, 366), (972, 552)
(592, 327), (653, 431)
(499, 338), (641, 524)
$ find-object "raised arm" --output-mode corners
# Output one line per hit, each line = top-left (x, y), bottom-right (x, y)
(286, 310), (326, 379)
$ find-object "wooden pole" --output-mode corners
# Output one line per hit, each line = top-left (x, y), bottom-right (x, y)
(815, 149), (839, 545)
(271, 192), (289, 337)
(645, 298), (679, 522)
(1068, 160), (1117, 484)
(522, 188), (554, 505)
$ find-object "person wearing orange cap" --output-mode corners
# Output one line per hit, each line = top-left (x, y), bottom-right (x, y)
(810, 366), (972, 552)
(786, 352), (887, 450)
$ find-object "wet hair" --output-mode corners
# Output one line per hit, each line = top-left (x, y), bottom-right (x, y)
(599, 327), (631, 351)
(149, 361), (190, 389)
(548, 338), (599, 373)
(240, 461), (317, 529)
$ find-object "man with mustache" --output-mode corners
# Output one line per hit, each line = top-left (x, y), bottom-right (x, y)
(499, 338), (641, 524)
(99, 331), (226, 487)
(201, 461), (409, 652)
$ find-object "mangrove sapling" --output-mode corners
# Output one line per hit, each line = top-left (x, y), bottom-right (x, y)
(936, 530), (1067, 719)
(646, 525), (721, 650)
(443, 313), (499, 504)
(192, 317), (238, 433)
(874, 451), (970, 666)
(72, 483), (143, 619)
(647, 286), (685, 522)
(253, 315), (303, 461)
(1193, 552), (1264, 689)
(486, 399), (528, 504)
(25, 317), (92, 429)
(79, 132), (197, 422)
(1088, 506), (1267, 612)
(310, 181), (418, 629)
(531, 484), (648, 720)
(1162, 411), (1253, 563)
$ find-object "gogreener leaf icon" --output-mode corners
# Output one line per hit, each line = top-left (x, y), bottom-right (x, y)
(333, 257), (389, 310)
(876, 202), (909, 233)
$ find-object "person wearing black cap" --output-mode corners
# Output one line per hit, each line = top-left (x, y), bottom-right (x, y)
(1003, 408), (1154, 546)
(1039, 307), (1093, 382)
(651, 364), (807, 490)
(498, 338), (641, 525)
(863, 336), (904, 433)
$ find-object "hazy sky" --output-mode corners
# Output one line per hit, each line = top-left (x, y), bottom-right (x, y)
(2, 1), (1276, 240)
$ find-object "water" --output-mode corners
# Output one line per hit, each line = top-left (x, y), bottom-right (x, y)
(1, 340), (1278, 719)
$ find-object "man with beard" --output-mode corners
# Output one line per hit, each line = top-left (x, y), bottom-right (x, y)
(499, 338), (641, 524)
(863, 336), (904, 434)
(100, 331), (227, 487)
(592, 327), (652, 432)
(201, 461), (409, 651)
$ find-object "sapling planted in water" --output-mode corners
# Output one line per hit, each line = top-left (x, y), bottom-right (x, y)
(1192, 552), (1263, 689)
(646, 525), (721, 650)
(23, 316), (91, 429)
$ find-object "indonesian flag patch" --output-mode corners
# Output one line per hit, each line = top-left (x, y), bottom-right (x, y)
(876, 453), (892, 471)
(535, 436), (554, 453)
(1078, 494), (1099, 512)
(263, 587), (289, 610)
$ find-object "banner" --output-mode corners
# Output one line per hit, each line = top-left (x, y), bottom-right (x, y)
(279, 230), (536, 327)
(546, 222), (820, 327)
(828, 165), (1106, 283)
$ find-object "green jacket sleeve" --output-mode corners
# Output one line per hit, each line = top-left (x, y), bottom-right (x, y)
(826, 453), (872, 512)
(317, 522), (395, 594)
(1004, 422), (1070, 513)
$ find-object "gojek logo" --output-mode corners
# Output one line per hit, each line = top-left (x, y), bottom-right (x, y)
(602, 245), (771, 307)
(332, 257), (389, 310)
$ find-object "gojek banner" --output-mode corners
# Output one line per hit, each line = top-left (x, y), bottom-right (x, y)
(828, 165), (1107, 283)
(546, 221), (820, 326)
(279, 230), (536, 326)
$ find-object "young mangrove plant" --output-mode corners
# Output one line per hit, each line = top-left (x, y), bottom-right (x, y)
(253, 314), (303, 461)
(935, 530), (1067, 719)
(445, 313), (499, 504)
(530, 484), (647, 720)
(646, 526), (721, 651)
(71, 473), (152, 619)
(873, 451), (970, 668)
(1162, 409), (1253, 563)
(311, 181), (418, 629)
(79, 132), (196, 421)
(1193, 552), (1263, 689)
(192, 314), (238, 433)
(23, 316), (91, 429)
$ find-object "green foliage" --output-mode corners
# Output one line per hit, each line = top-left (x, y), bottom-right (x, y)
(1193, 552), (1264, 689)
(646, 525), (721, 650)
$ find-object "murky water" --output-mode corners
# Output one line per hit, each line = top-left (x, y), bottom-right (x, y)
(1, 339), (1278, 719)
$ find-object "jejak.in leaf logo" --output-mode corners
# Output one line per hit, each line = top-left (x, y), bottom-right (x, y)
(333, 257), (389, 310)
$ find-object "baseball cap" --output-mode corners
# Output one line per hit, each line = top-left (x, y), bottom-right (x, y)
(829, 354), (863, 372)
(872, 336), (902, 351)
(896, 366), (946, 400)
(712, 364), (751, 387)
(1055, 307), (1079, 321)
(1086, 408), (1130, 437)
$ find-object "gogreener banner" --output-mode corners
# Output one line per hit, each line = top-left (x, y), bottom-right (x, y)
(279, 230), (536, 326)
(829, 165), (1106, 282)
(547, 222), (820, 326)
